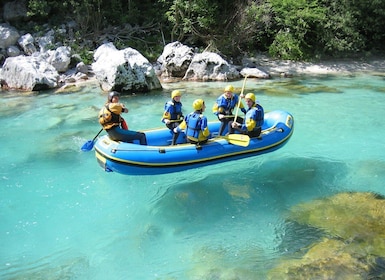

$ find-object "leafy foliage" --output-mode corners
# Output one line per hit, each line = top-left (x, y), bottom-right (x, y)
(17, 0), (385, 61)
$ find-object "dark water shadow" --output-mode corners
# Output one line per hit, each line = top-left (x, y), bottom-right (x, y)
(147, 155), (348, 234)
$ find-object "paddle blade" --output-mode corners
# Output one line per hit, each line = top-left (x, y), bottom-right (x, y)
(223, 134), (250, 147)
(81, 140), (95, 151)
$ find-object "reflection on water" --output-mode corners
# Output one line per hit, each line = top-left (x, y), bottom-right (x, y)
(1, 74), (385, 279)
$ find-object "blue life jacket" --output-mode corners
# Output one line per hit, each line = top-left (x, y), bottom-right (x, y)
(255, 104), (264, 127)
(242, 104), (264, 131)
(186, 112), (202, 138)
(216, 94), (238, 115)
(164, 100), (183, 120)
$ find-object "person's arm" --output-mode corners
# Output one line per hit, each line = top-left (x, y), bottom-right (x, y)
(120, 103), (128, 113)
(162, 103), (172, 124)
(162, 112), (171, 124)
(243, 118), (256, 131)
(243, 109), (258, 131)
(213, 96), (226, 118)
(212, 102), (224, 116)
(174, 120), (186, 133)
(201, 117), (210, 137)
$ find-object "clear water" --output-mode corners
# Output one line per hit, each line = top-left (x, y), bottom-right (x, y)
(1, 74), (384, 279)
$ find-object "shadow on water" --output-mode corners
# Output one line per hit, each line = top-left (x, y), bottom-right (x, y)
(145, 155), (348, 236)
(121, 155), (351, 278)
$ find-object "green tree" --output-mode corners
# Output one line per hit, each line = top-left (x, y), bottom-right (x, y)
(17, 0), (385, 61)
(234, 1), (275, 53)
(268, 0), (327, 59)
(350, 0), (385, 49)
(161, 0), (217, 43)
(319, 0), (364, 56)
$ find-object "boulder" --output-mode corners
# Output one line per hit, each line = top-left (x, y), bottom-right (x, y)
(240, 67), (270, 79)
(7, 45), (20, 57)
(36, 29), (55, 52)
(92, 42), (162, 93)
(0, 55), (59, 91)
(183, 52), (240, 81)
(157, 41), (195, 78)
(47, 46), (72, 73)
(76, 62), (89, 74)
(17, 33), (37, 55)
(0, 23), (20, 50)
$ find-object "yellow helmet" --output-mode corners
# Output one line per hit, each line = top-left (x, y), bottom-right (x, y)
(245, 93), (256, 102)
(171, 90), (181, 99)
(192, 99), (205, 111)
(224, 85), (234, 92)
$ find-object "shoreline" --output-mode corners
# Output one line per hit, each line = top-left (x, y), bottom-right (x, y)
(57, 56), (385, 91)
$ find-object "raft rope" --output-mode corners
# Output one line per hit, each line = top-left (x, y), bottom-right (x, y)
(108, 126), (284, 153)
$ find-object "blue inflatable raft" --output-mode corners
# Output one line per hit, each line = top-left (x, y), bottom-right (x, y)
(94, 110), (294, 175)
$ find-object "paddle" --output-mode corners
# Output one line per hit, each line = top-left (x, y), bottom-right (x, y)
(234, 75), (248, 121)
(81, 128), (103, 152)
(169, 119), (183, 123)
(220, 134), (250, 147)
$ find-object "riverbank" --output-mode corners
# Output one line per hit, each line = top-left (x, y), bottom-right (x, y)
(54, 55), (385, 92)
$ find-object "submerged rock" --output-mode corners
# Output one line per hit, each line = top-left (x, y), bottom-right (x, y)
(269, 192), (385, 279)
(268, 238), (369, 280)
(288, 192), (385, 254)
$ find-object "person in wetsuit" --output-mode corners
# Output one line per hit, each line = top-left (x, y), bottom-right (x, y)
(174, 99), (210, 145)
(161, 90), (183, 145)
(98, 91), (147, 145)
(228, 93), (264, 138)
(212, 85), (246, 136)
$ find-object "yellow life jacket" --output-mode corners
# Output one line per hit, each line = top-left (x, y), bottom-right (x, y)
(98, 103), (123, 130)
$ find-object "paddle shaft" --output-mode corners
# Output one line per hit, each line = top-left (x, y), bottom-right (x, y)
(234, 76), (248, 122)
(168, 119), (183, 123)
(92, 128), (103, 141)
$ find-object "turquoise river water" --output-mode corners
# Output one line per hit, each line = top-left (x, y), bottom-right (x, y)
(1, 73), (385, 279)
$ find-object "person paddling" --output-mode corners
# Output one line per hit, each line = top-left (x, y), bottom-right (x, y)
(212, 85), (246, 136)
(228, 93), (264, 138)
(98, 91), (147, 145)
